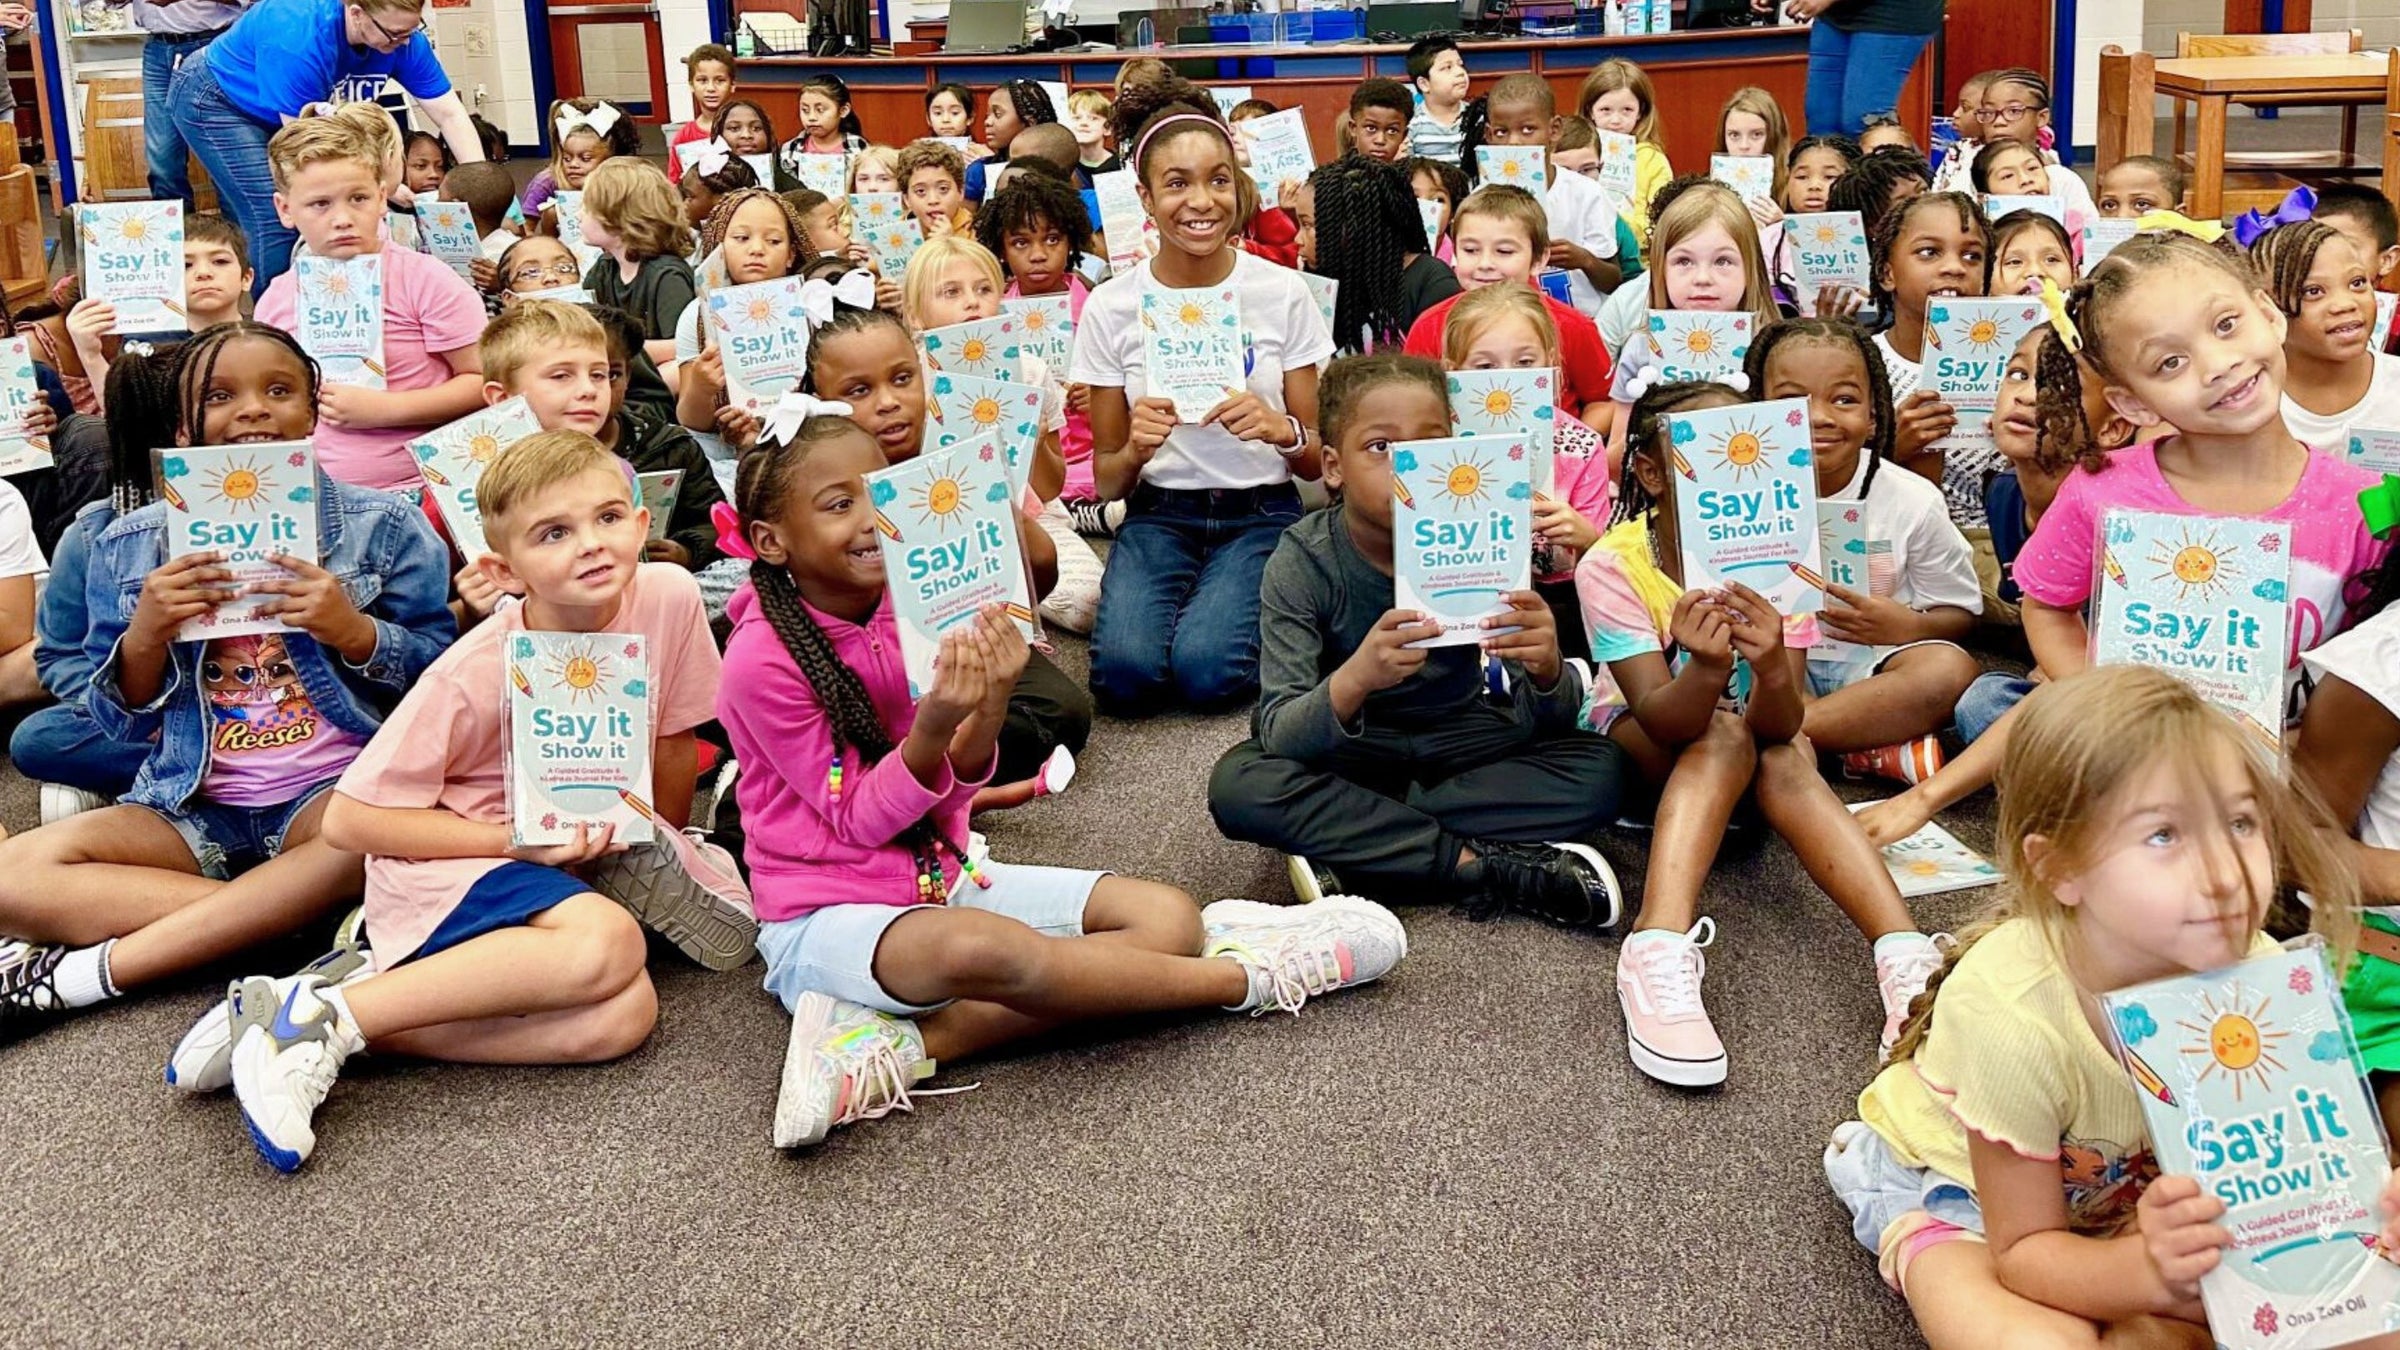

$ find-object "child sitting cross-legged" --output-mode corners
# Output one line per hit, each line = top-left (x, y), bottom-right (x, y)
(0, 321), (457, 1037)
(216, 429), (753, 1172)
(1208, 354), (1627, 925)
(715, 413), (1407, 1149)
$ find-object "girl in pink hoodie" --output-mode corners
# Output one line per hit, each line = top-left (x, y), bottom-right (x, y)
(713, 411), (1407, 1151)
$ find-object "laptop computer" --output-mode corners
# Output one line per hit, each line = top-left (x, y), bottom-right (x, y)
(946, 0), (1029, 53)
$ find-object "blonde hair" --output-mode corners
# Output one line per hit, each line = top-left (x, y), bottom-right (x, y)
(265, 114), (382, 193)
(1716, 86), (1791, 202)
(1887, 665), (2361, 1064)
(1646, 183), (1779, 330)
(847, 144), (900, 193)
(901, 235), (1005, 330)
(1066, 88), (1113, 120)
(475, 429), (624, 532)
(1577, 59), (1661, 147)
(1451, 184), (1550, 256)
(327, 101), (404, 189)
(1441, 283), (1559, 369)
(581, 157), (694, 262)
(479, 299), (610, 391)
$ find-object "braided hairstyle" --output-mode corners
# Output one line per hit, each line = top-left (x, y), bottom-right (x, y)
(1868, 190), (1990, 327)
(1318, 352), (1447, 455)
(974, 170), (1096, 279)
(1612, 380), (1744, 527)
(803, 301), (915, 396)
(701, 186), (809, 270)
(2031, 326), (2107, 475)
(2062, 229), (2263, 387)
(1307, 153), (1430, 354)
(1825, 145), (1933, 241)
(1456, 96), (1492, 187)
(174, 321), (320, 453)
(2247, 218), (2343, 317)
(735, 415), (969, 898)
(1000, 79), (1060, 130)
(103, 345), (183, 515)
(1743, 318), (1893, 500)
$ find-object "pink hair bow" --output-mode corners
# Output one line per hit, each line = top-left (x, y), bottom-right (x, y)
(711, 500), (757, 561)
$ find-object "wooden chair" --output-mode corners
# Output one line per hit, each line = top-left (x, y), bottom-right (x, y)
(0, 163), (46, 308)
(78, 76), (218, 210)
(2172, 29), (2369, 176)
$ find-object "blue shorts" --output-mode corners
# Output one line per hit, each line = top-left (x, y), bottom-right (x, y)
(1824, 1120), (1987, 1293)
(134, 780), (339, 881)
(403, 862), (595, 964)
(758, 860), (1105, 1016)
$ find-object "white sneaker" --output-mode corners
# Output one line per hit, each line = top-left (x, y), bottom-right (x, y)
(38, 783), (107, 825)
(1616, 920), (1727, 1087)
(772, 991), (938, 1149)
(168, 910), (373, 1093)
(1875, 933), (1952, 1060)
(230, 976), (364, 1173)
(1202, 894), (1407, 1015)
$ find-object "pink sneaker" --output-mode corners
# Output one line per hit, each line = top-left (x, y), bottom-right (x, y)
(589, 827), (757, 971)
(1875, 933), (1951, 1059)
(1616, 920), (1726, 1087)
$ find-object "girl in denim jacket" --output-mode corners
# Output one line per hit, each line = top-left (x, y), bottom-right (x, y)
(0, 321), (456, 1036)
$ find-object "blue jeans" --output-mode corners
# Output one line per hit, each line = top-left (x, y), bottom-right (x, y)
(166, 47), (291, 293)
(1091, 483), (1300, 715)
(1804, 22), (1937, 137)
(143, 31), (221, 204)
(1956, 672), (2035, 745)
(7, 702), (148, 797)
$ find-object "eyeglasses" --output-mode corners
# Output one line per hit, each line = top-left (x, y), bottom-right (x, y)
(354, 4), (421, 44)
(510, 259), (583, 286)
(1974, 103), (2043, 124)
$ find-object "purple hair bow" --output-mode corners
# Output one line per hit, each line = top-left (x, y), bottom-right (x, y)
(2232, 185), (2319, 249)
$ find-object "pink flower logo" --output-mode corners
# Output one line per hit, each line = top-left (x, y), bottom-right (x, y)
(2261, 533), (2284, 554)
(1786, 408), (1805, 426)
(541, 812), (559, 830)
(1508, 445), (1525, 461)
(288, 451), (307, 467)
(623, 641), (641, 659)
(2254, 1304), (2279, 1337)
(2289, 967), (2314, 994)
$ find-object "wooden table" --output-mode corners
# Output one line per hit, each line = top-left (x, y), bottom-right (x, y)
(2150, 51), (2394, 218)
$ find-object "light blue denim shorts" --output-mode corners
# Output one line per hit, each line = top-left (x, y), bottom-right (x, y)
(1804, 639), (1964, 698)
(758, 860), (1105, 1016)
(1824, 1120), (1987, 1292)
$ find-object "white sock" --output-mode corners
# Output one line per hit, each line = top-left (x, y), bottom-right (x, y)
(317, 984), (367, 1052)
(54, 940), (118, 1008)
(1874, 931), (1936, 962)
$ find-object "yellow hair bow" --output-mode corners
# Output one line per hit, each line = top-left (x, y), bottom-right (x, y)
(2131, 209), (2227, 244)
(2039, 277), (2081, 354)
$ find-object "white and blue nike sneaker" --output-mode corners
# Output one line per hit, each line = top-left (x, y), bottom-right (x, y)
(230, 975), (364, 1173)
(167, 908), (371, 1093)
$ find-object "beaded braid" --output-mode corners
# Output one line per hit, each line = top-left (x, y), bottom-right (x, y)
(175, 321), (321, 453)
(1308, 153), (1427, 354)
(1743, 318), (1893, 499)
(1867, 190), (1989, 329)
(734, 418), (980, 900)
(2032, 326), (2103, 475)
(1611, 380), (1744, 526)
(701, 186), (811, 265)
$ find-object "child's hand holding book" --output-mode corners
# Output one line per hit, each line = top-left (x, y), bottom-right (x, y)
(504, 819), (628, 868)
(1668, 589), (1736, 675)
(1478, 589), (1561, 687)
(132, 552), (239, 647)
(1334, 607), (1438, 712)
(252, 553), (378, 663)
(2135, 1174), (2228, 1319)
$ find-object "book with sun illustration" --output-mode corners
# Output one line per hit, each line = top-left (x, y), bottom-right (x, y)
(80, 201), (186, 334)
(1981, 193), (2066, 228)
(1391, 432), (1534, 648)
(1843, 802), (2000, 898)
(1709, 155), (1775, 202)
(1666, 396), (1824, 619)
(295, 254), (387, 390)
(1093, 170), (1154, 277)
(384, 211), (420, 252)
(1926, 297), (2043, 460)
(2090, 509), (2289, 746)
(409, 397), (542, 561)
(1000, 293), (1074, 377)
(920, 313), (1022, 383)
(637, 469), (682, 543)
(793, 153), (848, 199)
(504, 631), (656, 848)
(0, 336), (52, 475)
(1788, 212), (1871, 294)
(2099, 940), (2400, 1350)
(413, 199), (481, 281)
(1815, 500), (1892, 664)
(703, 276), (812, 416)
(1239, 108), (1315, 190)
(1444, 368), (1555, 495)
(551, 191), (600, 272)
(1139, 283), (1244, 423)
(1475, 146), (1546, 193)
(1596, 131), (1637, 211)
(927, 369), (1044, 497)
(868, 427), (1040, 698)
(850, 200), (922, 280)
(1645, 309), (1755, 385)
(154, 442), (320, 642)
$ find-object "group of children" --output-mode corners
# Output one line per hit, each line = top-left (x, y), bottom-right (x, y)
(0, 44), (2393, 1349)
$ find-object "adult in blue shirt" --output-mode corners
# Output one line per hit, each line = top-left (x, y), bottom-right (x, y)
(165, 0), (484, 290)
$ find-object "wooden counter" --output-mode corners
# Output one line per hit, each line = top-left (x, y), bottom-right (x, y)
(735, 27), (1932, 173)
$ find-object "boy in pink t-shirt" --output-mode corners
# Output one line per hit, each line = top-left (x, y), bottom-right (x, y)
(218, 432), (748, 1173)
(253, 116), (490, 491)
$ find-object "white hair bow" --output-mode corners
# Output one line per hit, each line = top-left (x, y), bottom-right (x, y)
(691, 138), (733, 177)
(799, 269), (877, 328)
(760, 390), (857, 447)
(556, 102), (624, 142)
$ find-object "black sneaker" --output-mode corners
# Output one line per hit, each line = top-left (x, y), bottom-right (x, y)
(1463, 841), (1623, 929)
(0, 940), (71, 1039)
(1067, 498), (1125, 538)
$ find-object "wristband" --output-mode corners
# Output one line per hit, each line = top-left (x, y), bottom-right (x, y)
(1279, 413), (1307, 455)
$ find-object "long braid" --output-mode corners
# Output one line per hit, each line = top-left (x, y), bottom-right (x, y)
(1456, 96), (1491, 187)
(1309, 153), (1423, 354)
(2032, 326), (2101, 475)
(1743, 317), (1893, 497)
(102, 346), (182, 515)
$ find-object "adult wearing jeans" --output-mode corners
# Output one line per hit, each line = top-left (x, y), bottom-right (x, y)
(1759, 0), (1944, 137)
(165, 0), (483, 292)
(108, 0), (251, 203)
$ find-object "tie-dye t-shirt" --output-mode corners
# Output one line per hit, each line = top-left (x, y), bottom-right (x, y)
(196, 631), (370, 806)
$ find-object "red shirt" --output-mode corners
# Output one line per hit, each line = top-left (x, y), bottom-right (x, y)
(1403, 287), (1613, 417)
(1242, 206), (1301, 270)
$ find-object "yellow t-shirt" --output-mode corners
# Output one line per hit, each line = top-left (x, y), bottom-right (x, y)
(1858, 919), (2278, 1235)
(1622, 142), (1675, 249)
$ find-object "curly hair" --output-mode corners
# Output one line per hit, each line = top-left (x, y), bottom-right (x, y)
(893, 139), (967, 192)
(974, 171), (1095, 278)
(701, 187), (809, 272)
(2031, 326), (2107, 475)
(1868, 190), (1990, 326)
(1307, 152), (1430, 354)
(1744, 318), (1893, 499)
(582, 157), (697, 263)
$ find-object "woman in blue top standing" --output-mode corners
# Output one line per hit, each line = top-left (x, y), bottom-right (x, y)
(166, 0), (485, 290)
(1759, 0), (1946, 137)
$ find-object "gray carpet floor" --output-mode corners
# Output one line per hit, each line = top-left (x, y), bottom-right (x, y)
(0, 625), (2003, 1349)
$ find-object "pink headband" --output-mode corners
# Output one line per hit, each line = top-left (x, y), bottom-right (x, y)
(1132, 112), (1227, 171)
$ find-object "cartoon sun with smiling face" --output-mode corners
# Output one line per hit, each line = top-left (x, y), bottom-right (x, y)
(958, 336), (992, 365)
(540, 639), (617, 704)
(968, 394), (1005, 429)
(467, 432), (503, 465)
(2177, 988), (2288, 1102)
(1431, 451), (1494, 510)
(743, 295), (776, 325)
(1705, 417), (1774, 482)
(2146, 523), (2243, 604)
(1019, 307), (1052, 335)
(1965, 316), (2004, 351)
(206, 456), (277, 512)
(322, 270), (353, 300)
(913, 474), (969, 530)
(1479, 387), (1519, 421)
(1811, 220), (1844, 246)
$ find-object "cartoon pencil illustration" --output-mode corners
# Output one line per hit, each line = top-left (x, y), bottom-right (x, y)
(874, 510), (901, 540)
(1392, 479), (1415, 509)
(416, 462), (452, 487)
(616, 789), (660, 824)
(2125, 1048), (2176, 1107)
(2101, 548), (2127, 587)
(1921, 324), (1943, 351)
(158, 478), (187, 511)
(1789, 560), (1828, 590)
(1671, 449), (1696, 481)
(1002, 602), (1037, 625)
(508, 664), (532, 697)
(360, 356), (386, 379)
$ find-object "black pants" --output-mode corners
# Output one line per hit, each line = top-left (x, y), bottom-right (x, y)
(998, 647), (1092, 784)
(1208, 702), (1627, 903)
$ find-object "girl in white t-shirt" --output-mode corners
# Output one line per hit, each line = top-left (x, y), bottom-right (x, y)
(1068, 76), (1334, 716)
(2252, 219), (2400, 452)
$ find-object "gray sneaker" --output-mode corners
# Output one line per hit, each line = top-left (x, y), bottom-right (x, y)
(589, 827), (758, 970)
